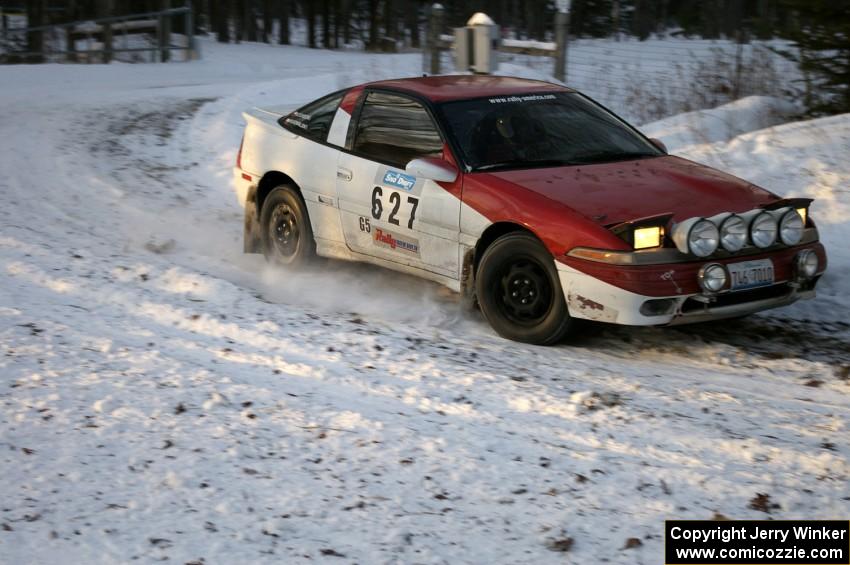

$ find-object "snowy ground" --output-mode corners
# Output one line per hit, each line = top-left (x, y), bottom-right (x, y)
(1, 38), (848, 564)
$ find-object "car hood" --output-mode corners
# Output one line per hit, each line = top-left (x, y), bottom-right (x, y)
(485, 155), (779, 226)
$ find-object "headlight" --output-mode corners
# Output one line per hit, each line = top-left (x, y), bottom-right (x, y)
(749, 211), (777, 248)
(796, 207), (807, 225)
(718, 214), (747, 252)
(795, 249), (818, 279)
(778, 208), (804, 245)
(633, 226), (663, 249)
(698, 263), (727, 293)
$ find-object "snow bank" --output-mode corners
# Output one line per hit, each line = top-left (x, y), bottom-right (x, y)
(641, 95), (801, 151)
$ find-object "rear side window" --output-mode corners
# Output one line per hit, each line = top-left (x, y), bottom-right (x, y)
(352, 91), (443, 168)
(282, 91), (345, 143)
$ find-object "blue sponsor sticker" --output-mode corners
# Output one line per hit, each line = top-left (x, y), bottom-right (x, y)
(382, 170), (416, 191)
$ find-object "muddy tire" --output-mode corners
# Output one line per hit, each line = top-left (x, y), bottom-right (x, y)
(260, 185), (315, 267)
(475, 232), (573, 345)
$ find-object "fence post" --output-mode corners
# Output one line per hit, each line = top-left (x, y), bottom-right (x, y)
(426, 3), (443, 75)
(554, 7), (569, 83)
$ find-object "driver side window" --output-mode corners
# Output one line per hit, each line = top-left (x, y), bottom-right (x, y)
(352, 91), (443, 168)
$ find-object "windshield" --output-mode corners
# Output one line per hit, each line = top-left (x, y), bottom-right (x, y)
(439, 92), (662, 171)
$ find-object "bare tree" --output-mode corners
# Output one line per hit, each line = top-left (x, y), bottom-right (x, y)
(307, 0), (317, 47)
(322, 0), (331, 48)
(333, 0), (342, 48)
(368, 0), (378, 49)
(384, 0), (396, 43)
(242, 0), (258, 42)
(214, 0), (231, 43)
(278, 0), (290, 44)
(342, 0), (352, 43)
(263, 0), (273, 41)
(26, 0), (47, 62)
(407, 0), (420, 47)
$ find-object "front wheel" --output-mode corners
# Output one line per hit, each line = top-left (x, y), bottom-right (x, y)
(260, 185), (315, 267)
(475, 232), (573, 345)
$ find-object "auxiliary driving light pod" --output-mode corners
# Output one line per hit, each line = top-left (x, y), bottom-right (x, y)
(709, 212), (747, 252)
(747, 210), (778, 249)
(698, 263), (728, 293)
(794, 249), (819, 280)
(776, 208), (805, 246)
(672, 217), (719, 257)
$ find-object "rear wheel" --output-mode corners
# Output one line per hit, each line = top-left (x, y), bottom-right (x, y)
(260, 185), (315, 267)
(475, 232), (572, 345)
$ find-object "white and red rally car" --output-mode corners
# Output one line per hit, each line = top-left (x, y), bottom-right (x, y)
(234, 75), (827, 344)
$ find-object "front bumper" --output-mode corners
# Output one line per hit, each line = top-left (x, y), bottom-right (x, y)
(556, 253), (822, 326)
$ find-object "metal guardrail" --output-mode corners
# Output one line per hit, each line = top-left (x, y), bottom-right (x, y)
(1, 5), (197, 64)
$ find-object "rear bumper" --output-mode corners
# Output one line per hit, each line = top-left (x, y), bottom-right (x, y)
(234, 167), (254, 207)
(235, 167), (262, 254)
(556, 262), (819, 326)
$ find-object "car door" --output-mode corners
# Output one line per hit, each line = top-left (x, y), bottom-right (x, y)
(336, 90), (461, 278)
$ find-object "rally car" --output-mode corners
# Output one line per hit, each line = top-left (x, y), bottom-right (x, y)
(234, 75), (827, 345)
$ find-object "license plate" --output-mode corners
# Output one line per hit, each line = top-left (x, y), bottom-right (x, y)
(728, 259), (774, 290)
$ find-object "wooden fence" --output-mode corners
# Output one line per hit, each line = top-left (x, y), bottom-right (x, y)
(1, 4), (196, 64)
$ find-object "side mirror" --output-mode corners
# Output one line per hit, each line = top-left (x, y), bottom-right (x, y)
(650, 138), (668, 153)
(406, 157), (458, 183)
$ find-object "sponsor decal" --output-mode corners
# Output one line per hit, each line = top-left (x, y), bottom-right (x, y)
(567, 292), (618, 323)
(382, 170), (417, 192)
(284, 110), (312, 130)
(488, 93), (557, 104)
(575, 295), (604, 311)
(660, 270), (682, 294)
(373, 228), (419, 256)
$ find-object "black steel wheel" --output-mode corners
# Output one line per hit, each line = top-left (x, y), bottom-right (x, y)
(260, 185), (315, 267)
(476, 232), (573, 344)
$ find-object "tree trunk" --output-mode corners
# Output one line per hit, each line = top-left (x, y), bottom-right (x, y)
(723, 0), (743, 39)
(700, 0), (720, 38)
(368, 0), (378, 50)
(407, 0), (419, 48)
(634, 0), (654, 40)
(215, 0), (231, 42)
(384, 0), (395, 41)
(242, 0), (257, 42)
(306, 0), (317, 48)
(659, 0), (668, 36)
(332, 0), (341, 48)
(322, 0), (330, 48)
(342, 0), (351, 43)
(278, 0), (289, 44)
(262, 0), (272, 42)
(234, 0), (242, 42)
(26, 0), (46, 62)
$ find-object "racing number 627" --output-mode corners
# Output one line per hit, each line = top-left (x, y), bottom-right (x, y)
(371, 186), (419, 229)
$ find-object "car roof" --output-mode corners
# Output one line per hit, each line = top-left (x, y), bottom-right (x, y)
(363, 75), (573, 103)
